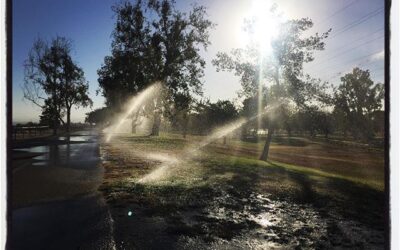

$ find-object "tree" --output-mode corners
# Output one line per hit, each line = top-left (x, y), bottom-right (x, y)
(213, 10), (330, 160)
(334, 67), (384, 141)
(85, 107), (111, 126)
(208, 100), (239, 144)
(208, 100), (239, 127)
(62, 54), (92, 132)
(331, 107), (350, 138)
(295, 106), (334, 138)
(98, 1), (152, 110)
(239, 94), (264, 139)
(23, 37), (92, 134)
(315, 111), (335, 138)
(39, 98), (62, 129)
(273, 103), (296, 137)
(371, 110), (384, 136)
(186, 99), (239, 136)
(187, 99), (210, 135)
(98, 0), (214, 135)
(168, 92), (192, 137)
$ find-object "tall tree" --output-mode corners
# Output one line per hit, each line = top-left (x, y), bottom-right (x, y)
(334, 67), (384, 140)
(213, 11), (330, 160)
(98, 1), (152, 109)
(98, 0), (214, 135)
(23, 37), (92, 134)
(62, 51), (93, 132)
(207, 100), (239, 127)
(186, 99), (239, 136)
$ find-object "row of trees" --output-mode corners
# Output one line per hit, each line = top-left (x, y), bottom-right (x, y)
(87, 66), (384, 142)
(24, 0), (384, 161)
(89, 0), (383, 161)
(23, 0), (214, 136)
(236, 67), (384, 141)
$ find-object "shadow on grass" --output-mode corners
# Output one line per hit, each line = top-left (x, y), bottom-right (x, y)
(101, 151), (385, 249)
(266, 161), (384, 229)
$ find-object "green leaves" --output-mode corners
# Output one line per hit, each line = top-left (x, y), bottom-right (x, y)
(98, 0), (214, 110)
(334, 67), (384, 140)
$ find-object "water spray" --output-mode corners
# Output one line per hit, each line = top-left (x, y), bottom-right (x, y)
(105, 82), (162, 142)
(138, 102), (282, 183)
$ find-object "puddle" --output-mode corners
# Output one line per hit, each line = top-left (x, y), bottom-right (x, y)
(14, 146), (48, 153)
(13, 139), (100, 169)
(58, 135), (94, 142)
(108, 187), (385, 249)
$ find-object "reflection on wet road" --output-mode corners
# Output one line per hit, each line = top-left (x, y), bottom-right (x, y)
(11, 130), (115, 250)
(13, 131), (99, 169)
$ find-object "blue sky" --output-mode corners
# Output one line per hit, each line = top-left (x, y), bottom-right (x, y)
(12, 0), (385, 123)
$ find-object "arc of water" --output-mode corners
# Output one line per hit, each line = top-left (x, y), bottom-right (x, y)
(189, 102), (282, 152)
(105, 82), (161, 142)
(138, 102), (283, 183)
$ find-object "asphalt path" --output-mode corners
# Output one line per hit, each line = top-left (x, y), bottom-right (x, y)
(9, 130), (115, 250)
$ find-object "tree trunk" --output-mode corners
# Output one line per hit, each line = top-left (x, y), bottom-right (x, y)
(53, 113), (58, 135)
(66, 108), (71, 133)
(52, 95), (58, 135)
(151, 112), (161, 136)
(259, 125), (275, 161)
(182, 122), (187, 138)
(131, 122), (137, 134)
(150, 96), (162, 136)
(182, 129), (186, 138)
(223, 136), (227, 145)
(182, 114), (188, 138)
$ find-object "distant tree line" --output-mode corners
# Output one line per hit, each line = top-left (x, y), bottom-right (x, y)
(87, 1), (384, 162)
(87, 66), (384, 143)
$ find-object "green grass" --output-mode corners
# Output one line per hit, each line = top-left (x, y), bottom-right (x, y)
(200, 152), (384, 191)
(106, 133), (384, 191)
(99, 133), (385, 248)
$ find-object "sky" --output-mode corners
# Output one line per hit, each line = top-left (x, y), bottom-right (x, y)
(12, 0), (385, 123)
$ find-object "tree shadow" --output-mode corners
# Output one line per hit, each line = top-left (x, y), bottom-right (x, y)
(103, 157), (384, 249)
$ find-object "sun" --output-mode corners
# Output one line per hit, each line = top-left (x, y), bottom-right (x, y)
(245, 0), (281, 54)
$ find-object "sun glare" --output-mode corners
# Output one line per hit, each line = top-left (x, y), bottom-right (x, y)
(248, 0), (280, 54)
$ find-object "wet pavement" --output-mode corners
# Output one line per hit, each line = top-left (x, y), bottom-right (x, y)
(10, 130), (115, 250)
(11, 194), (115, 250)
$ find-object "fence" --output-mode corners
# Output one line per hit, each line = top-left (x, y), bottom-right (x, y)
(12, 126), (50, 140)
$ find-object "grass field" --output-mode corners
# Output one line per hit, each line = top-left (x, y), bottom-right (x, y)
(99, 133), (385, 249)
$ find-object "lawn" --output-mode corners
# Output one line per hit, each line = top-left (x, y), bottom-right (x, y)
(99, 133), (385, 249)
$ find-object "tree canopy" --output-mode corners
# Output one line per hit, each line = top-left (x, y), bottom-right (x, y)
(98, 0), (214, 108)
(98, 0), (214, 135)
(334, 67), (384, 140)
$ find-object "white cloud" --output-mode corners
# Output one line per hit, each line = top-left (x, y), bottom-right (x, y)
(370, 50), (384, 61)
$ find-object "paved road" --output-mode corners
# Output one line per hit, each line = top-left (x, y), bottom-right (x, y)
(10, 130), (115, 250)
